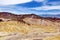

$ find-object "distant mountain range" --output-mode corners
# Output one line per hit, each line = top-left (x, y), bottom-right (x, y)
(0, 12), (60, 22)
(40, 14), (60, 18)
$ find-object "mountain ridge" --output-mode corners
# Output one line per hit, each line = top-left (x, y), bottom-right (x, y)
(0, 12), (60, 22)
(0, 12), (60, 40)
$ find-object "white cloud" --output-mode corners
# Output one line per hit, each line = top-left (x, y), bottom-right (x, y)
(0, 0), (32, 5)
(31, 0), (60, 10)
(31, 6), (60, 10)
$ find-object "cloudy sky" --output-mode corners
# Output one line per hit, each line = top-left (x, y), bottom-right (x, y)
(0, 0), (60, 15)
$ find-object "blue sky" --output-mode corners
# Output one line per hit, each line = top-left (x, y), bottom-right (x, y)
(0, 0), (60, 15)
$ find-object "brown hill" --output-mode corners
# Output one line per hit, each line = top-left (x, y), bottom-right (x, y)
(0, 12), (60, 21)
(0, 12), (60, 40)
(0, 12), (42, 21)
(0, 12), (60, 25)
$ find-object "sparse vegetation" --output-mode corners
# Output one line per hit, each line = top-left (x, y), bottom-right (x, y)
(0, 12), (60, 40)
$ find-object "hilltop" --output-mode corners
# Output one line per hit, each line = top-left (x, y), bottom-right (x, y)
(0, 12), (60, 40)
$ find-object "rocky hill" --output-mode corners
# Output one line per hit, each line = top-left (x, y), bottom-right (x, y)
(0, 12), (60, 25)
(0, 12), (60, 40)
(0, 12), (60, 22)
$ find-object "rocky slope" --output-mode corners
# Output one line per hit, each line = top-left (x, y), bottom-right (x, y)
(0, 12), (60, 40)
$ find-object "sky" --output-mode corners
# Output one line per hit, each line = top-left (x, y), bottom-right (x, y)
(0, 0), (32, 5)
(0, 0), (60, 15)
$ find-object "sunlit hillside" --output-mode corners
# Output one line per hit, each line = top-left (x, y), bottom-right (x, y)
(0, 12), (60, 40)
(0, 20), (60, 40)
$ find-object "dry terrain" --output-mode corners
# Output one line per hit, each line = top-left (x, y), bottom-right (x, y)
(0, 12), (60, 40)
